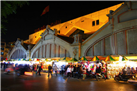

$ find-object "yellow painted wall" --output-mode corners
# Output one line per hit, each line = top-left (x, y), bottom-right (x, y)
(24, 3), (124, 44)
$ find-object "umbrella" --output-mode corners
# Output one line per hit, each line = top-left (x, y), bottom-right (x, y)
(92, 56), (99, 61)
(81, 56), (88, 61)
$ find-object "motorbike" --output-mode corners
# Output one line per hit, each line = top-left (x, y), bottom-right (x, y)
(114, 73), (135, 82)
(95, 73), (106, 81)
(4, 67), (14, 75)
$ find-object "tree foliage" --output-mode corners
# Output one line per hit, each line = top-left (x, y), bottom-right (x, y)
(1, 1), (29, 34)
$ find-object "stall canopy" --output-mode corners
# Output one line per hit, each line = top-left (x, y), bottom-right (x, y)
(97, 56), (106, 61)
(63, 57), (72, 61)
(51, 57), (60, 60)
(105, 55), (115, 62)
(92, 56), (99, 61)
(122, 56), (128, 61)
(124, 56), (137, 61)
(81, 56), (88, 61)
(84, 56), (92, 61)
(71, 58), (78, 62)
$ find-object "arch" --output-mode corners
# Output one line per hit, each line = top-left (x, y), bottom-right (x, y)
(84, 33), (111, 56)
(10, 48), (27, 59)
(31, 43), (70, 58)
(84, 26), (137, 56)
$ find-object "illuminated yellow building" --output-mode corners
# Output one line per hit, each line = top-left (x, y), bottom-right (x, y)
(24, 3), (123, 44)
(8, 1), (137, 61)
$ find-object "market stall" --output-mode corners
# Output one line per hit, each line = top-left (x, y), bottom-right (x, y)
(106, 55), (137, 78)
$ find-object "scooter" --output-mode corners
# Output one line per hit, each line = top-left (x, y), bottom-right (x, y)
(114, 73), (134, 82)
(4, 67), (14, 75)
(95, 73), (106, 81)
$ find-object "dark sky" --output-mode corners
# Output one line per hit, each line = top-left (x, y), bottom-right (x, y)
(1, 1), (123, 43)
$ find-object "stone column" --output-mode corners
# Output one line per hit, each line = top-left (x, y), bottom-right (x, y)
(26, 45), (31, 60)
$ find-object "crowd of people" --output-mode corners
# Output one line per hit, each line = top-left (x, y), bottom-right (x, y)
(1, 61), (137, 80)
(121, 66), (137, 75)
(47, 61), (107, 80)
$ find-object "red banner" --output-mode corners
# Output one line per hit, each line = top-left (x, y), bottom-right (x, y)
(41, 5), (49, 16)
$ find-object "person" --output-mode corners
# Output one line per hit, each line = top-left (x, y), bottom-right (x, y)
(61, 65), (64, 75)
(71, 65), (74, 77)
(48, 65), (52, 77)
(65, 66), (72, 82)
(82, 68), (86, 80)
(122, 67), (127, 75)
(37, 64), (42, 76)
(66, 66), (72, 77)
(96, 66), (101, 74)
(54, 65), (58, 76)
(36, 64), (39, 75)
(126, 67), (131, 75)
(73, 65), (77, 78)
(77, 65), (82, 79)
(101, 66), (106, 80)
(131, 67), (136, 74)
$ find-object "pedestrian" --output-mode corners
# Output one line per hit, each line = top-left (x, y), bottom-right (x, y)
(37, 64), (42, 76)
(82, 68), (86, 80)
(122, 67), (127, 75)
(78, 65), (82, 79)
(66, 66), (72, 77)
(71, 65), (74, 77)
(101, 66), (106, 80)
(54, 65), (58, 76)
(126, 67), (131, 75)
(48, 65), (52, 77)
(65, 65), (72, 82)
(131, 67), (135, 74)
(36, 64), (39, 75)
(61, 65), (64, 75)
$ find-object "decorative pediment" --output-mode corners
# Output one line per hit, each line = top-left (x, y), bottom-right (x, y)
(40, 25), (56, 41)
(15, 38), (22, 47)
(44, 34), (53, 40)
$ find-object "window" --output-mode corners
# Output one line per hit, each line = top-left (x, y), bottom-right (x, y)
(92, 21), (95, 26)
(96, 20), (99, 25)
(81, 20), (84, 22)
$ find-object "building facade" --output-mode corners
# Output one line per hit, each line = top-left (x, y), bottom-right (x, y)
(8, 1), (137, 61)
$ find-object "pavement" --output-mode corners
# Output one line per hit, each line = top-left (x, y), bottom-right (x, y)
(1, 71), (137, 91)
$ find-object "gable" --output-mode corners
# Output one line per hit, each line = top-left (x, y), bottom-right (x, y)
(44, 34), (53, 40)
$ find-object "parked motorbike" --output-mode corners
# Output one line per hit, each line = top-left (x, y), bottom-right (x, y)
(95, 73), (106, 81)
(114, 73), (135, 82)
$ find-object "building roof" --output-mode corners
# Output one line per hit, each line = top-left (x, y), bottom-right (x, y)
(57, 35), (74, 44)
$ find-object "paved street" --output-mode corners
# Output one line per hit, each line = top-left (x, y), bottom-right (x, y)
(1, 71), (137, 91)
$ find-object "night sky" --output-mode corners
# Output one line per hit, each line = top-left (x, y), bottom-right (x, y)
(1, 1), (123, 43)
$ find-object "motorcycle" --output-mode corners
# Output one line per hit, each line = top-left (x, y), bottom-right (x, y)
(114, 73), (135, 82)
(4, 67), (14, 75)
(95, 73), (106, 81)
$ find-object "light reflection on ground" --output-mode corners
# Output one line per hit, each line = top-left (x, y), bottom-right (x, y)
(1, 72), (137, 91)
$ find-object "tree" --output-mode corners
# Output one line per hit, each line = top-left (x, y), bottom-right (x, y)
(1, 1), (29, 34)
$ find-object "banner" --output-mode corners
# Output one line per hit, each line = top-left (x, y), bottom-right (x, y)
(41, 5), (49, 16)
